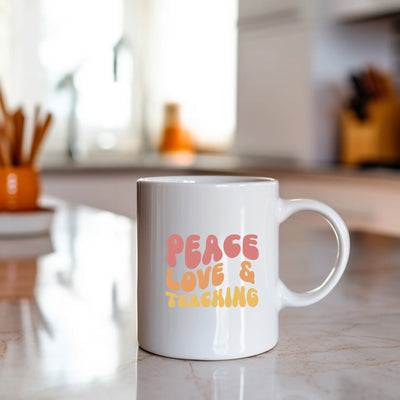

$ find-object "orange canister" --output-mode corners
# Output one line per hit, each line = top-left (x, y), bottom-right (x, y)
(159, 103), (194, 153)
(0, 167), (40, 211)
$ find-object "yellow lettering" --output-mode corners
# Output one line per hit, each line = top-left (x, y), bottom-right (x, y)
(225, 287), (232, 307)
(233, 286), (246, 307)
(188, 294), (201, 307)
(212, 289), (225, 307)
(201, 291), (211, 307)
(165, 291), (178, 307)
(247, 288), (259, 307)
(178, 294), (188, 307)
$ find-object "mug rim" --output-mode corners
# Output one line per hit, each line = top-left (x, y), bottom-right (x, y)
(137, 175), (277, 186)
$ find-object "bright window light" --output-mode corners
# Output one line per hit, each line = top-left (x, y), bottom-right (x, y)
(146, 0), (237, 150)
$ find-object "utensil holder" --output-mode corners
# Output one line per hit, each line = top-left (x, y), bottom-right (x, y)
(0, 167), (40, 211)
(340, 97), (400, 165)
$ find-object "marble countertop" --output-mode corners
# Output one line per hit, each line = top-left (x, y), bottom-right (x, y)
(0, 202), (399, 399)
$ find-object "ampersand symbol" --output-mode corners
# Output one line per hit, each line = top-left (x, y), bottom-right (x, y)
(239, 261), (255, 283)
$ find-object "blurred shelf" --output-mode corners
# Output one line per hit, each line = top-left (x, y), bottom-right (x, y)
(334, 0), (400, 22)
(40, 152), (400, 181)
(40, 152), (400, 236)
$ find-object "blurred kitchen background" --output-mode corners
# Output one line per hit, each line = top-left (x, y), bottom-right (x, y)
(2, 0), (400, 234)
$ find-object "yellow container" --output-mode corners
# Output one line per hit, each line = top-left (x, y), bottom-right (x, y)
(340, 97), (400, 165)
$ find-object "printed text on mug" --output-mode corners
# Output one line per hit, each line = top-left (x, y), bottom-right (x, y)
(165, 234), (259, 308)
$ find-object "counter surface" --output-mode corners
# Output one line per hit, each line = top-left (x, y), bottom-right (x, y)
(40, 153), (400, 181)
(0, 202), (399, 399)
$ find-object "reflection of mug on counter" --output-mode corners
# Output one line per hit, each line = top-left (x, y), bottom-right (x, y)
(137, 348), (277, 399)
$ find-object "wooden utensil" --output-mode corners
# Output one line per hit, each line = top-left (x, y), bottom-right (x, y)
(0, 136), (11, 166)
(29, 112), (52, 165)
(28, 106), (41, 165)
(0, 84), (52, 167)
(0, 124), (5, 166)
(12, 108), (25, 165)
(0, 86), (14, 166)
(0, 85), (9, 120)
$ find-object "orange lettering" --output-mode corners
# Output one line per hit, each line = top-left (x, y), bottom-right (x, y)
(166, 267), (180, 291)
(212, 263), (224, 286)
(196, 266), (212, 289)
(181, 271), (197, 292)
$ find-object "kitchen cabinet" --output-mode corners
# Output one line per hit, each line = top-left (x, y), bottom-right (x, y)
(42, 169), (177, 219)
(41, 158), (400, 236)
(334, 0), (400, 21)
(238, 0), (307, 23)
(42, 172), (139, 218)
(274, 171), (400, 236)
(236, 23), (311, 160)
(236, 0), (396, 164)
(236, 0), (324, 163)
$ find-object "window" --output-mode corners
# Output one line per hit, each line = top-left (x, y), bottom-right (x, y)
(1, 0), (237, 159)
(144, 0), (237, 151)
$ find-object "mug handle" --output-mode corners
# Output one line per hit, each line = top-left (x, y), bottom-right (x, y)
(277, 199), (350, 310)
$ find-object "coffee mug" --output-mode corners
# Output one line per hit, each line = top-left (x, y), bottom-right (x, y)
(137, 176), (350, 360)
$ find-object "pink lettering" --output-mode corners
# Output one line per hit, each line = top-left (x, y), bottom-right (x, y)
(223, 234), (241, 258)
(202, 235), (223, 265)
(166, 234), (184, 267)
(185, 235), (201, 269)
(243, 235), (259, 260)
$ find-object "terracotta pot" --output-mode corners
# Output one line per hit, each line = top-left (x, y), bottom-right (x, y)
(0, 167), (40, 211)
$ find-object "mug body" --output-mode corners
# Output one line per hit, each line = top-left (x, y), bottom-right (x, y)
(0, 167), (40, 211)
(137, 176), (280, 360)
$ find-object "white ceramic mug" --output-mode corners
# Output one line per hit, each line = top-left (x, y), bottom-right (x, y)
(137, 176), (350, 360)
